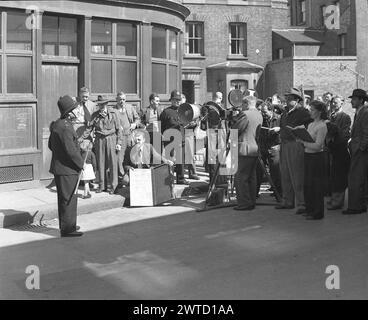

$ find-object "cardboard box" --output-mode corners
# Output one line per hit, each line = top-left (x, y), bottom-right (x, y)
(129, 164), (173, 207)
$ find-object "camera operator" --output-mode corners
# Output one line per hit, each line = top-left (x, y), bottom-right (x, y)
(232, 95), (263, 211)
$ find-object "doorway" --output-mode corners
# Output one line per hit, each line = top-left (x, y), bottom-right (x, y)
(182, 80), (195, 104)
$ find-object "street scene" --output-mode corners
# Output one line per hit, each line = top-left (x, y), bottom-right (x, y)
(1, 0), (368, 302)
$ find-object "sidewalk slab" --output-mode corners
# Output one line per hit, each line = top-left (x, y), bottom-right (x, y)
(0, 180), (210, 228)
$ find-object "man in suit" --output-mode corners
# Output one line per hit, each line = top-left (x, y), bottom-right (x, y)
(276, 88), (312, 214)
(233, 95), (263, 211)
(343, 89), (368, 215)
(141, 93), (163, 152)
(73, 87), (98, 139)
(122, 130), (173, 184)
(114, 91), (141, 186)
(48, 95), (84, 237)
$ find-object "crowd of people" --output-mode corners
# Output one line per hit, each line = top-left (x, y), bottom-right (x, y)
(235, 87), (368, 221)
(48, 85), (368, 237)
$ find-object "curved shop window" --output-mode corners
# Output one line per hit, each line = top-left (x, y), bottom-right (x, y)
(0, 10), (34, 95)
(152, 26), (179, 95)
(91, 19), (138, 95)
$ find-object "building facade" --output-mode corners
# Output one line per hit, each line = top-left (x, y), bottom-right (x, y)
(181, 0), (289, 106)
(0, 0), (189, 186)
(267, 0), (367, 100)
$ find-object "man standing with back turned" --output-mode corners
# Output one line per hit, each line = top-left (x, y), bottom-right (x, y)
(49, 95), (84, 237)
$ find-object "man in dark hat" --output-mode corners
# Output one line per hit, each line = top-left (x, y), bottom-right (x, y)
(160, 90), (188, 184)
(343, 89), (368, 215)
(48, 95), (85, 237)
(276, 87), (312, 214)
(89, 96), (123, 194)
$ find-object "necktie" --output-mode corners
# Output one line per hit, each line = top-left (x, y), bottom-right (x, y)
(138, 148), (143, 169)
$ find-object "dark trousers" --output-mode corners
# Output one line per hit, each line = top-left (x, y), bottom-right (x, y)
(118, 135), (131, 183)
(348, 150), (368, 211)
(269, 146), (282, 196)
(304, 152), (325, 219)
(235, 156), (258, 208)
(54, 175), (79, 234)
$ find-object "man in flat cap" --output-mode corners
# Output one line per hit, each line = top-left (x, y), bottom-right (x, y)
(343, 89), (368, 215)
(89, 96), (123, 194)
(276, 88), (312, 214)
(48, 95), (84, 237)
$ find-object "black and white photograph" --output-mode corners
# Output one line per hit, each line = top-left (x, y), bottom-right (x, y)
(0, 0), (367, 305)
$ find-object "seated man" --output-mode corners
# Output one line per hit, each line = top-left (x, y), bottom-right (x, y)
(122, 130), (173, 185)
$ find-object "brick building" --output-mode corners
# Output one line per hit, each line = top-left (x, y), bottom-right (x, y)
(182, 0), (367, 106)
(0, 0), (189, 186)
(181, 0), (289, 106)
(268, 0), (368, 100)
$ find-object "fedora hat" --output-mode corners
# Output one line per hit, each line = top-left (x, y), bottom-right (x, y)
(58, 95), (78, 118)
(285, 87), (303, 101)
(94, 95), (112, 105)
(170, 90), (182, 101)
(348, 89), (368, 101)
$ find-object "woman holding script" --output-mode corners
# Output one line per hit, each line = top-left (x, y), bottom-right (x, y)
(296, 101), (328, 220)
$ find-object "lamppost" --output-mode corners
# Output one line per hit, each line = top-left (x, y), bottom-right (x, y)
(340, 63), (365, 88)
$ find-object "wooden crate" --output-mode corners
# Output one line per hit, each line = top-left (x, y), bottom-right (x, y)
(129, 164), (173, 207)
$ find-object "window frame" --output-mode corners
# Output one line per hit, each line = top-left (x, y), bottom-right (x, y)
(90, 18), (140, 97)
(338, 33), (346, 56)
(185, 21), (204, 56)
(228, 22), (247, 57)
(41, 13), (78, 58)
(0, 9), (36, 98)
(151, 24), (179, 96)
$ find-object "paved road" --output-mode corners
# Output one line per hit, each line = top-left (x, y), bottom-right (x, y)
(1, 197), (368, 300)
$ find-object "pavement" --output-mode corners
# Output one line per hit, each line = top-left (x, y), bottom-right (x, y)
(0, 192), (367, 300)
(0, 171), (210, 228)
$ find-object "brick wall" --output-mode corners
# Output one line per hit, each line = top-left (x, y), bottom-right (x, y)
(265, 58), (294, 97)
(182, 1), (289, 102)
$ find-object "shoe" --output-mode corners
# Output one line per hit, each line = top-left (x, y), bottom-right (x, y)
(188, 175), (200, 180)
(108, 189), (115, 195)
(82, 193), (92, 199)
(177, 179), (189, 185)
(342, 209), (365, 215)
(296, 208), (308, 215)
(61, 231), (84, 237)
(306, 216), (324, 220)
(234, 206), (255, 211)
(95, 188), (103, 193)
(327, 205), (343, 211)
(76, 226), (80, 231)
(275, 205), (295, 210)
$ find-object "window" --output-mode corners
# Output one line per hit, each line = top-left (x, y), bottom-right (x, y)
(277, 48), (284, 59)
(185, 22), (204, 55)
(231, 80), (248, 91)
(297, 0), (306, 25)
(0, 10), (34, 94)
(320, 5), (326, 27)
(42, 15), (77, 56)
(151, 26), (179, 94)
(338, 34), (346, 56)
(91, 20), (112, 55)
(91, 19), (138, 94)
(229, 23), (247, 56)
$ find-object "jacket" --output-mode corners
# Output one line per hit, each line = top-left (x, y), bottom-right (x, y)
(48, 118), (84, 175)
(350, 105), (368, 154)
(123, 142), (168, 170)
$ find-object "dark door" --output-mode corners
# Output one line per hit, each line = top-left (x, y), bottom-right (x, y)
(182, 80), (195, 104)
(41, 63), (78, 179)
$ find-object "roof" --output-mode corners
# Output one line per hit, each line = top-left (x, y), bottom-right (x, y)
(273, 30), (323, 44)
(207, 60), (264, 71)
